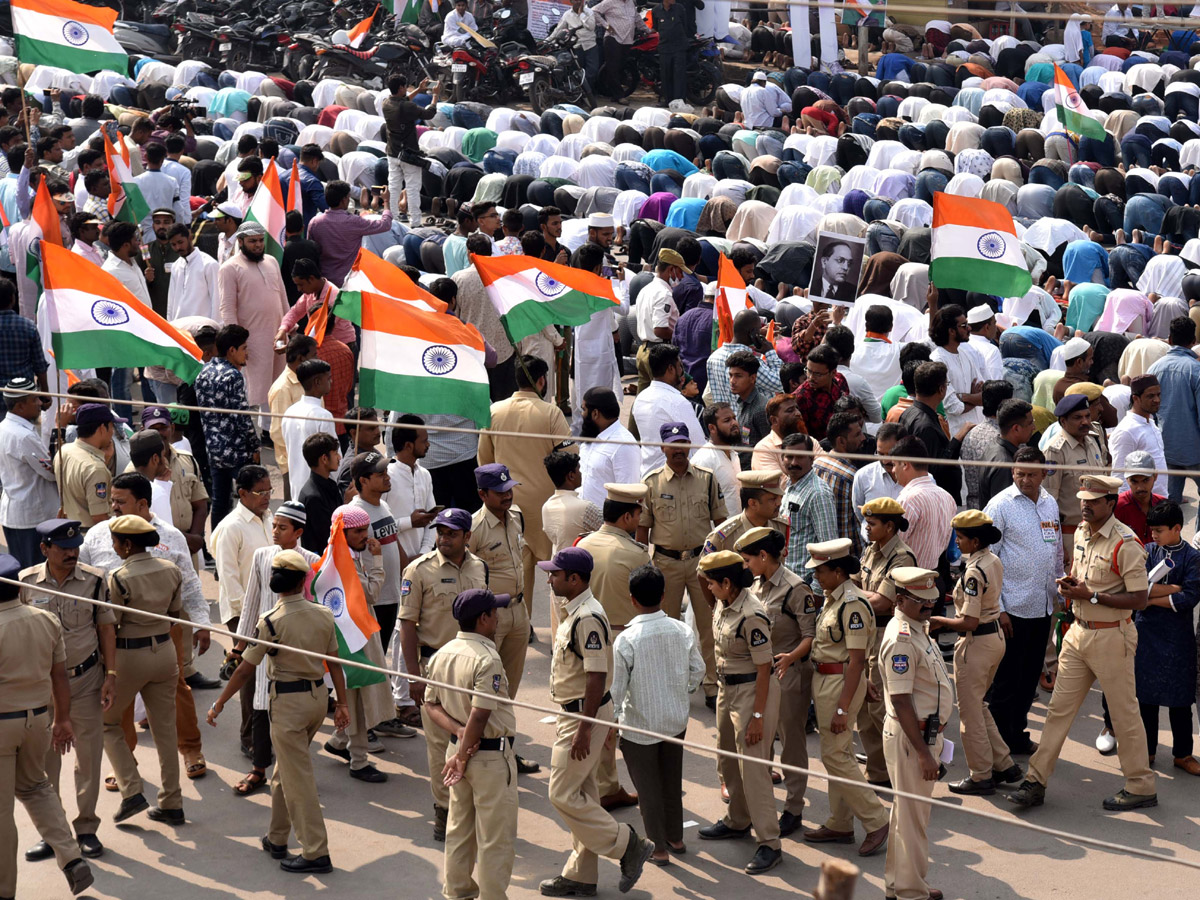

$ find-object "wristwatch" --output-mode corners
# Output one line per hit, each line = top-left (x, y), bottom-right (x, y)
(1089, 591), (1100, 605)
(836, 707), (846, 716)
(752, 712), (763, 720)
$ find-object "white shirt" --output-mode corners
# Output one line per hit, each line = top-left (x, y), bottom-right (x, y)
(385, 457), (436, 559)
(102, 253), (151, 306)
(967, 333), (1004, 381)
(1108, 410), (1168, 494)
(741, 82), (792, 128)
(848, 338), (901, 402)
(167, 247), (220, 321)
(281, 395), (336, 498)
(631, 380), (704, 475)
(162, 159), (193, 220)
(579, 420), (641, 506)
(150, 478), (174, 525)
(837, 365), (883, 425)
(133, 169), (188, 241)
(851, 460), (903, 545)
(635, 276), (679, 342)
(0, 413), (58, 529)
(691, 441), (743, 517)
(443, 8), (478, 45)
(71, 239), (106, 268)
(217, 233), (236, 266)
(611, 610), (705, 746)
(549, 6), (597, 50)
(931, 343), (986, 431)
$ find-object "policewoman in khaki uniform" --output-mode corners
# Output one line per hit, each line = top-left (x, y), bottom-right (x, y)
(0, 553), (96, 900)
(802, 538), (890, 855)
(696, 550), (783, 875)
(930, 511), (1020, 795)
(880, 567), (954, 900)
(399, 507), (490, 840)
(1011, 474), (1157, 812)
(852, 498), (917, 787)
(20, 520), (114, 861)
(538, 548), (653, 897)
(425, 589), (519, 900)
(736, 526), (814, 838)
(101, 515), (185, 825)
(208, 550), (350, 874)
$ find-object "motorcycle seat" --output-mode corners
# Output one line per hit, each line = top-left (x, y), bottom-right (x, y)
(119, 22), (173, 38)
(332, 45), (380, 59)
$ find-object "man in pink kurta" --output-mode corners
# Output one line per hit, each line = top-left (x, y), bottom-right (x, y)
(218, 224), (289, 415)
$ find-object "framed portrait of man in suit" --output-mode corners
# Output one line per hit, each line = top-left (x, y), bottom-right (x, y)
(808, 231), (865, 307)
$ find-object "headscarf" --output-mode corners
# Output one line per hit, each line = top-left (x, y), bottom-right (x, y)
(726, 200), (778, 241)
(859, 252), (907, 296)
(891, 262), (930, 308)
(1137, 255), (1188, 298)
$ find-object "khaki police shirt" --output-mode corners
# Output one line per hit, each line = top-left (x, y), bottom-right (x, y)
(854, 534), (917, 604)
(399, 549), (489, 651)
(1043, 431), (1105, 527)
(713, 590), (774, 676)
(55, 439), (112, 525)
(551, 589), (613, 704)
(576, 524), (651, 629)
(879, 611), (954, 722)
(125, 448), (209, 534)
(1071, 514), (1149, 624)
(469, 506), (524, 599)
(811, 579), (875, 664)
(954, 549), (1003, 623)
(639, 463), (728, 551)
(108, 552), (183, 638)
(20, 562), (114, 669)
(0, 598), (66, 712)
(243, 595), (339, 683)
(426, 631), (517, 740)
(702, 513), (791, 556)
(750, 564), (815, 656)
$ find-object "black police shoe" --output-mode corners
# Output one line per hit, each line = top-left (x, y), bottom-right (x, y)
(323, 740), (351, 762)
(349, 764), (387, 783)
(185, 672), (222, 690)
(993, 764), (1024, 784)
(281, 855), (333, 874)
(63, 858), (94, 896)
(619, 834), (653, 892)
(698, 821), (752, 840)
(1007, 780), (1046, 809)
(147, 806), (185, 825)
(76, 834), (104, 858)
(778, 810), (803, 837)
(24, 841), (53, 861)
(261, 836), (289, 859)
(433, 804), (448, 842)
(113, 793), (149, 822)
(746, 844), (783, 875)
(1103, 790), (1158, 811)
(949, 777), (996, 796)
(539, 876), (597, 896)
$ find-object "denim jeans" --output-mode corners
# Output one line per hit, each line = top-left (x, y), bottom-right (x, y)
(1168, 474), (1200, 526)
(110, 367), (133, 422)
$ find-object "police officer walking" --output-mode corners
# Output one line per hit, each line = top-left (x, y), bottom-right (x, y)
(207, 550), (352, 874)
(20, 520), (113, 861)
(1043, 395), (1106, 567)
(879, 567), (955, 900)
(425, 588), (520, 900)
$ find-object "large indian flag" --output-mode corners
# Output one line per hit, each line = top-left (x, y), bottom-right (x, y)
(357, 290), (492, 427)
(42, 242), (204, 382)
(103, 130), (149, 225)
(473, 253), (619, 344)
(245, 159), (287, 263)
(336, 247), (447, 321)
(1053, 63), (1106, 141)
(930, 193), (1032, 300)
(13, 0), (127, 75)
(305, 515), (386, 690)
(713, 252), (752, 350)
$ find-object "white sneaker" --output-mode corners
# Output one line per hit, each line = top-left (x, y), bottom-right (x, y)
(1096, 728), (1117, 755)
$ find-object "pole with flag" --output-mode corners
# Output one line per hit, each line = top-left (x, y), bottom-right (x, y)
(12, 0), (128, 74)
(929, 193), (1032, 299)
(26, 178), (64, 300)
(1052, 63), (1107, 141)
(348, 4), (380, 47)
(713, 253), (752, 350)
(102, 129), (149, 225)
(336, 247), (448, 320)
(286, 159), (304, 225)
(245, 159), (287, 263)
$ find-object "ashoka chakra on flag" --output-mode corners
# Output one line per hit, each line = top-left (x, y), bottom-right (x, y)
(535, 272), (570, 296)
(422, 345), (458, 375)
(976, 232), (1007, 260)
(91, 299), (129, 326)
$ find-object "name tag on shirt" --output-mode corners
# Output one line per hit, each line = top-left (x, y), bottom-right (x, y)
(1040, 520), (1059, 543)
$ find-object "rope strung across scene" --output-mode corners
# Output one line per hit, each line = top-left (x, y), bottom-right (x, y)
(12, 386), (1198, 479)
(4, 573), (1199, 872)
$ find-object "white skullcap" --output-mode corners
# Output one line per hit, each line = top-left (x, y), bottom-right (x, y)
(587, 213), (614, 228)
(966, 303), (995, 325)
(1063, 336), (1091, 362)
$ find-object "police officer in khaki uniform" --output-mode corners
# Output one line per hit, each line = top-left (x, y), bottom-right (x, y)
(694, 550), (783, 873)
(425, 588), (519, 900)
(1011, 474), (1157, 811)
(1043, 395), (1106, 565)
(20, 520), (113, 862)
(930, 510), (1021, 795)
(207, 550), (352, 874)
(699, 469), (788, 706)
(852, 497), (918, 787)
(101, 514), (185, 825)
(637, 421), (728, 621)
(879, 567), (955, 900)
(538, 547), (654, 897)
(802, 538), (891, 855)
(736, 526), (814, 838)
(399, 508), (489, 841)
(54, 404), (120, 530)
(0, 553), (96, 899)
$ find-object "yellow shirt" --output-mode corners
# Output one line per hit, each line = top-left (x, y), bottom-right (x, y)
(953, 549), (1003, 623)
(107, 552), (183, 638)
(243, 594), (339, 682)
(575, 524), (651, 629)
(854, 534), (917, 604)
(55, 439), (111, 525)
(713, 589), (774, 676)
(0, 599), (65, 712)
(750, 564), (815, 656)
(879, 611), (954, 722)
(469, 506), (524, 599)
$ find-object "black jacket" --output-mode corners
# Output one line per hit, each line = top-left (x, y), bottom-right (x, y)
(899, 400), (964, 501)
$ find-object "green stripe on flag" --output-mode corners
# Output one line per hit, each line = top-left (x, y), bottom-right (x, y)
(498, 290), (614, 344)
(1058, 105), (1107, 141)
(332, 290), (362, 324)
(117, 182), (151, 225)
(52, 330), (204, 383)
(358, 368), (492, 428)
(336, 632), (387, 689)
(929, 256), (1032, 300)
(16, 35), (126, 76)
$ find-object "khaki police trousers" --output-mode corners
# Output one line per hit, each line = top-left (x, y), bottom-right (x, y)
(1028, 621), (1155, 796)
(44, 663), (104, 836)
(717, 677), (782, 848)
(421, 658), (452, 812)
(954, 630), (1013, 781)
(882, 719), (941, 900)
(657, 553), (717, 697)
(0, 710), (78, 897)
(103, 639), (182, 810)
(549, 701), (634, 885)
(443, 745), (518, 900)
(267, 684), (330, 860)
(494, 597), (531, 698)
(777, 659), (813, 815)
(856, 626), (889, 783)
(813, 670), (889, 833)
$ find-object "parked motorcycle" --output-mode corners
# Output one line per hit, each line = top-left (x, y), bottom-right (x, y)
(520, 15), (593, 115)
(621, 33), (720, 105)
(432, 30), (526, 106)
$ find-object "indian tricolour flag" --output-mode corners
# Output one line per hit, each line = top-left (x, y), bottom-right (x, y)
(930, 193), (1032, 300)
(357, 290), (492, 427)
(245, 159), (287, 263)
(473, 253), (619, 344)
(305, 514), (386, 689)
(12, 0), (127, 75)
(1053, 63), (1107, 141)
(103, 130), (148, 225)
(336, 247), (447, 322)
(714, 252), (752, 350)
(348, 4), (379, 47)
(392, 0), (423, 24)
(42, 242), (204, 382)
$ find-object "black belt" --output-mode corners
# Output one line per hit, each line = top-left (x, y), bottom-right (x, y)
(655, 545), (705, 561)
(68, 650), (100, 678)
(420, 645), (437, 659)
(273, 679), (323, 694)
(0, 706), (48, 720)
(721, 672), (757, 686)
(561, 692), (612, 713)
(116, 633), (171, 650)
(973, 621), (1000, 637)
(449, 734), (505, 751)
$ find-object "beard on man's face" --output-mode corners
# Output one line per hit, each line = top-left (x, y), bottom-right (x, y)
(242, 247), (265, 262)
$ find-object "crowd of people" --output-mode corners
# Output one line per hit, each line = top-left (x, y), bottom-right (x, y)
(3, 2), (1200, 899)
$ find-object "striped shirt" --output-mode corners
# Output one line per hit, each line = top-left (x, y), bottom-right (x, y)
(612, 610), (705, 746)
(706, 342), (784, 405)
(896, 474), (957, 570)
(783, 470), (839, 588)
(814, 454), (862, 556)
(984, 484), (1064, 618)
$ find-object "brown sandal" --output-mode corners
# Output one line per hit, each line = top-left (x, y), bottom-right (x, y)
(234, 770), (266, 796)
(186, 761), (208, 780)
(105, 775), (119, 792)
